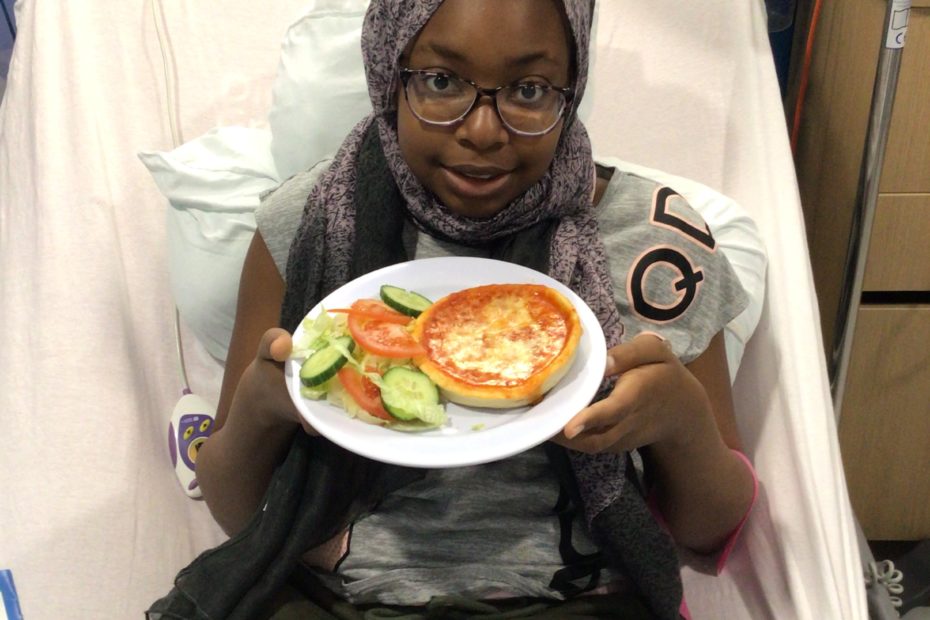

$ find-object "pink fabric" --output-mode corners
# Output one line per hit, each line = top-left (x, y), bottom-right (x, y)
(301, 528), (350, 571)
(714, 450), (759, 574)
(646, 449), (758, 619)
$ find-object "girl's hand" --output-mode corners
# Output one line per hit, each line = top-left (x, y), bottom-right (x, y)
(551, 331), (753, 551)
(243, 327), (319, 436)
(553, 333), (711, 454)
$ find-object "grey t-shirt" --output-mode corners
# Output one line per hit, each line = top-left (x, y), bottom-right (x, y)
(256, 160), (748, 605)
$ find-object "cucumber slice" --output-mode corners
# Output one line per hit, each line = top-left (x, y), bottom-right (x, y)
(380, 366), (440, 421)
(299, 337), (355, 387)
(380, 285), (433, 317)
(300, 382), (330, 400)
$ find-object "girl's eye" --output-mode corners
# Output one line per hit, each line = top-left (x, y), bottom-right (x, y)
(514, 83), (547, 103)
(425, 74), (453, 93)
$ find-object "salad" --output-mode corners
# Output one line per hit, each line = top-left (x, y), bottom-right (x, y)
(291, 285), (447, 431)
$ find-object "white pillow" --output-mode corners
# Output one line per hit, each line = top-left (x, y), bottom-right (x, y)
(269, 0), (371, 179)
(139, 127), (280, 362)
(138, 1), (370, 362)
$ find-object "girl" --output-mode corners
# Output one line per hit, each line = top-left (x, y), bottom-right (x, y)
(150, 1), (756, 618)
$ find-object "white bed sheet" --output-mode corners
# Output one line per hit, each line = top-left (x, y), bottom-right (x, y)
(0, 1), (866, 618)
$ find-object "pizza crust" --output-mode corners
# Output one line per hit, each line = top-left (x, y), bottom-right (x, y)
(412, 284), (582, 408)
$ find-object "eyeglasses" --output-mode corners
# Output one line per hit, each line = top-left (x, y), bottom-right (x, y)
(399, 68), (573, 137)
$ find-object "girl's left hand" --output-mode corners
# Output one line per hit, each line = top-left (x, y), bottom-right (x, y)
(552, 333), (711, 454)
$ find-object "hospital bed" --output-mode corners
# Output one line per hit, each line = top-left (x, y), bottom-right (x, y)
(0, 0), (870, 618)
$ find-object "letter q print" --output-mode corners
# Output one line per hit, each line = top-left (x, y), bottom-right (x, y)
(628, 246), (705, 323)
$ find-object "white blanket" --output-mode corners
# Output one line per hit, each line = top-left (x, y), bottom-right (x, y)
(0, 1), (867, 618)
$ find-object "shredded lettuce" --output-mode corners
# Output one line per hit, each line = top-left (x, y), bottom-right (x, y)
(291, 309), (350, 359)
(292, 304), (446, 430)
(329, 336), (363, 372)
(326, 379), (360, 417)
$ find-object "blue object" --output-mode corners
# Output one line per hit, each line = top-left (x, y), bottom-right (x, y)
(0, 0), (14, 41)
(766, 0), (797, 32)
(0, 0), (13, 91)
(1, 570), (24, 620)
(765, 0), (798, 98)
(769, 25), (795, 98)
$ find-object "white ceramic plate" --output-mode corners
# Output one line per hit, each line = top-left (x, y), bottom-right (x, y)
(285, 257), (607, 468)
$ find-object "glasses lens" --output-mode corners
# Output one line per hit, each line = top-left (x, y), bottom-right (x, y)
(498, 83), (565, 135)
(403, 71), (568, 135)
(405, 72), (475, 123)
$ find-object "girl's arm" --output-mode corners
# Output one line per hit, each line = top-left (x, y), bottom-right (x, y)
(196, 232), (314, 536)
(555, 332), (755, 553)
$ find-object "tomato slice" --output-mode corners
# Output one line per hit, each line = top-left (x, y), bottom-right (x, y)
(348, 317), (426, 358)
(354, 299), (411, 322)
(336, 367), (393, 421)
(347, 300), (425, 358)
(330, 301), (412, 325)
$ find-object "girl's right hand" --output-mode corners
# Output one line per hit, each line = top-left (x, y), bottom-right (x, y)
(248, 327), (319, 436)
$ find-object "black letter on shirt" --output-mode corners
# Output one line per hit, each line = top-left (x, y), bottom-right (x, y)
(630, 247), (704, 322)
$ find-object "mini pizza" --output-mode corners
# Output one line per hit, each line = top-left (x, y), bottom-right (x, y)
(412, 283), (582, 408)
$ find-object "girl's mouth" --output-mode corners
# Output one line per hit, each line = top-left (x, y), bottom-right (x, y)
(441, 165), (512, 200)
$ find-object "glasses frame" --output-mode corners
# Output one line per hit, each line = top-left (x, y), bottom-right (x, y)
(399, 68), (574, 137)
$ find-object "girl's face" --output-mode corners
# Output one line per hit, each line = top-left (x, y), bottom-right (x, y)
(397, 0), (572, 219)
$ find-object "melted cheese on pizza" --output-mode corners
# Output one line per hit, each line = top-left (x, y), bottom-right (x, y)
(413, 284), (582, 407)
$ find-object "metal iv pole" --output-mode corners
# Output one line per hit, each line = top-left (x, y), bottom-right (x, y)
(830, 0), (912, 419)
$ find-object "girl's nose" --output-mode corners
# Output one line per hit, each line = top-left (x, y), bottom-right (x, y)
(454, 97), (509, 151)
